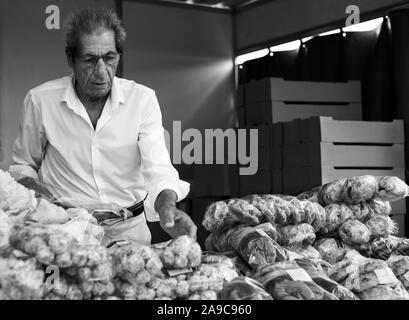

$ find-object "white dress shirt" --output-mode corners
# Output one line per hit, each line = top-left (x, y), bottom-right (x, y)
(9, 75), (190, 221)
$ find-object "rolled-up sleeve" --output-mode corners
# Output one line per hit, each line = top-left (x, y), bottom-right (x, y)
(138, 92), (190, 222)
(9, 92), (47, 181)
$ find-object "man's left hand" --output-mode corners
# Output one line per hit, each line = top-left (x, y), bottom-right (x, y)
(159, 205), (197, 240)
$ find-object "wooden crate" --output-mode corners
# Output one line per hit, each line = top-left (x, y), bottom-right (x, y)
(246, 101), (363, 125)
(242, 124), (273, 148)
(193, 164), (231, 197)
(245, 78), (362, 104)
(283, 119), (301, 145)
(272, 170), (283, 194)
(271, 145), (282, 169)
(300, 117), (404, 143)
(239, 169), (272, 197)
(273, 123), (284, 145)
(283, 143), (405, 168)
(229, 164), (240, 198)
(282, 167), (310, 196)
(244, 78), (362, 125)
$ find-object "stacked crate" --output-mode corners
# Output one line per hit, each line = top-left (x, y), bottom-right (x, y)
(237, 124), (283, 196)
(281, 116), (407, 236)
(243, 77), (362, 124)
(239, 77), (363, 195)
(238, 77), (407, 236)
(191, 163), (232, 247)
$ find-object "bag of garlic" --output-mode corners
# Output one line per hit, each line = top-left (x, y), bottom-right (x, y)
(328, 249), (409, 300)
(0, 209), (12, 252)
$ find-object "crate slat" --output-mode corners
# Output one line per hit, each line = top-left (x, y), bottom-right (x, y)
(283, 143), (405, 168)
(245, 101), (362, 125)
(245, 78), (362, 104)
(300, 117), (405, 144)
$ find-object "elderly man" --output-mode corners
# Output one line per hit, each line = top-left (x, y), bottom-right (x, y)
(9, 8), (196, 245)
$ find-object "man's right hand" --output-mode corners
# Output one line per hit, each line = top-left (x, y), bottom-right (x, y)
(18, 176), (59, 203)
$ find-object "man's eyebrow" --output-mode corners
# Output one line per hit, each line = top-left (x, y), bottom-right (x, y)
(105, 51), (117, 55)
(82, 51), (117, 57)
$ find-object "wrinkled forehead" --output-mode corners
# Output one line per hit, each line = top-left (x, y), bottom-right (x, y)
(77, 28), (116, 56)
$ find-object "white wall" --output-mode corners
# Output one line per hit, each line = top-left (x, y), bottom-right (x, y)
(235, 0), (409, 52)
(122, 1), (235, 135)
(0, 0), (115, 170)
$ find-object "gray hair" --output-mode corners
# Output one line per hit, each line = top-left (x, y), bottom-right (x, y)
(63, 8), (126, 60)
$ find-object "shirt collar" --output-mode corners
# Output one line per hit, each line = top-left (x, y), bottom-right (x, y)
(62, 74), (79, 113)
(110, 76), (126, 110)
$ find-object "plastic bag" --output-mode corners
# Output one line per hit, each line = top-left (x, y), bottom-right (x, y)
(365, 215), (397, 239)
(0, 170), (38, 220)
(201, 252), (239, 282)
(9, 223), (110, 269)
(277, 223), (316, 250)
(357, 236), (409, 260)
(241, 194), (275, 223)
(338, 220), (371, 246)
(375, 176), (409, 202)
(202, 199), (261, 232)
(318, 178), (347, 205)
(112, 245), (225, 300)
(259, 195), (325, 230)
(320, 203), (353, 234)
(25, 198), (70, 225)
(314, 238), (347, 264)
(46, 219), (105, 245)
(342, 175), (378, 205)
(0, 257), (44, 300)
(205, 224), (286, 271)
(219, 276), (273, 300)
(294, 246), (321, 260)
(151, 235), (202, 270)
(358, 283), (409, 300)
(328, 250), (409, 299)
(0, 209), (12, 251)
(295, 258), (359, 300)
(387, 255), (409, 290)
(297, 186), (322, 203)
(254, 261), (338, 300)
(300, 175), (408, 207)
(202, 251), (253, 277)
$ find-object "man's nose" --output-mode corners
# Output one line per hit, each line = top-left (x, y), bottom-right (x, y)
(94, 57), (107, 77)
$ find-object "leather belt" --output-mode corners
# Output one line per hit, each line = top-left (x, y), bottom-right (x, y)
(126, 193), (148, 217)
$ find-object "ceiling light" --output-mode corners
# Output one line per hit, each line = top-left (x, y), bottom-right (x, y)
(235, 48), (269, 65)
(343, 17), (383, 32)
(270, 40), (301, 52)
(318, 29), (341, 37)
(301, 36), (314, 43)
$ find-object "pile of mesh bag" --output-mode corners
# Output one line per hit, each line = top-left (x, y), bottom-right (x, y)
(201, 175), (409, 300)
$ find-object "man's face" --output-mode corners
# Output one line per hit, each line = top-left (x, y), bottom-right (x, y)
(71, 28), (119, 100)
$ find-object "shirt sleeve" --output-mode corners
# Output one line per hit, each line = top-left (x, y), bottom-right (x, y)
(138, 92), (190, 222)
(8, 92), (47, 181)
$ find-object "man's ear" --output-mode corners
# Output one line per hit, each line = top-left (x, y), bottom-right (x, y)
(65, 47), (75, 69)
